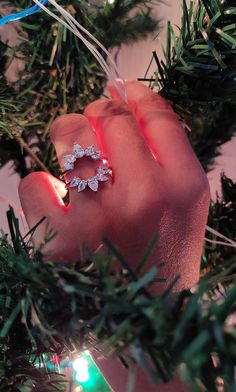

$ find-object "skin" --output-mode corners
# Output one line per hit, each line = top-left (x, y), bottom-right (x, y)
(19, 81), (210, 391)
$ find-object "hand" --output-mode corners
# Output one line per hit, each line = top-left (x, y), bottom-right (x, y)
(19, 81), (210, 391)
(19, 80), (210, 292)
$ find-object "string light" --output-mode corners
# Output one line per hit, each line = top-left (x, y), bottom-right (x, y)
(0, 0), (48, 27)
(74, 387), (83, 392)
(32, 0), (127, 102)
(73, 357), (90, 383)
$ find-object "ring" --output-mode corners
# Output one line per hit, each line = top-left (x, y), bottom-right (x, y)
(61, 143), (112, 192)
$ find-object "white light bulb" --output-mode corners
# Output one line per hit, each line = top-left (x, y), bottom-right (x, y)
(75, 369), (90, 383)
(74, 387), (83, 392)
(73, 357), (90, 383)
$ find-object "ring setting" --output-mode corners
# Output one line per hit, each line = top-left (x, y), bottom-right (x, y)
(62, 143), (111, 192)
(63, 143), (101, 171)
(66, 166), (111, 192)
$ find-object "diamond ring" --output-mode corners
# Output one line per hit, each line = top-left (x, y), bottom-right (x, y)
(61, 143), (111, 192)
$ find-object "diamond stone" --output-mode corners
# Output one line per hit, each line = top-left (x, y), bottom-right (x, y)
(73, 144), (85, 158)
(78, 180), (87, 192)
(98, 166), (110, 175)
(63, 162), (74, 171)
(64, 154), (76, 164)
(91, 151), (101, 160)
(88, 178), (99, 192)
(84, 145), (95, 157)
(97, 173), (109, 182)
(69, 177), (80, 187)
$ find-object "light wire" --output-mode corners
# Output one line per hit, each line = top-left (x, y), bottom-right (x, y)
(32, 0), (127, 101)
(0, 0), (48, 27)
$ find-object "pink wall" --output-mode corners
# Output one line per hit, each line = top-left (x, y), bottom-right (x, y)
(0, 1), (235, 234)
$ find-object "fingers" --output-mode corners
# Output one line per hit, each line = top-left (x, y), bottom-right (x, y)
(109, 81), (203, 175)
(18, 172), (66, 247)
(84, 99), (158, 184)
(50, 113), (112, 201)
(50, 113), (98, 170)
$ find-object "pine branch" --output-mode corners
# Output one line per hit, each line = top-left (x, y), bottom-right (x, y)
(152, 0), (236, 104)
(0, 0), (159, 177)
(142, 0), (236, 170)
(12, 128), (50, 173)
(202, 174), (236, 289)
(0, 177), (236, 392)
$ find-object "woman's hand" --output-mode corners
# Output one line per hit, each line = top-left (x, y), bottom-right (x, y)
(19, 81), (210, 391)
(19, 81), (210, 291)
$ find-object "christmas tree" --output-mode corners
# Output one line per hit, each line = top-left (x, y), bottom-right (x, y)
(0, 1), (235, 391)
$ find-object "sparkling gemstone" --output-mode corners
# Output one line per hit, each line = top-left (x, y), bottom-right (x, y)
(70, 177), (80, 187)
(97, 166), (110, 175)
(78, 180), (87, 192)
(88, 178), (99, 192)
(97, 173), (109, 182)
(84, 145), (95, 156)
(63, 162), (74, 171)
(73, 144), (85, 158)
(64, 154), (76, 164)
(91, 151), (101, 160)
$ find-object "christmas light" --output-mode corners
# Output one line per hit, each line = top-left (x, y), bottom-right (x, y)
(73, 357), (90, 383)
(0, 0), (48, 27)
(74, 387), (83, 392)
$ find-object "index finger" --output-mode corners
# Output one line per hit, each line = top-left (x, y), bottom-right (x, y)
(109, 81), (202, 175)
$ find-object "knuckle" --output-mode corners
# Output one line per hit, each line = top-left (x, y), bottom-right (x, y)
(193, 171), (210, 193)
(131, 94), (180, 129)
(134, 93), (176, 115)
(126, 81), (173, 112)
(196, 175), (211, 201)
(50, 114), (88, 140)
(181, 172), (211, 204)
(85, 99), (131, 118)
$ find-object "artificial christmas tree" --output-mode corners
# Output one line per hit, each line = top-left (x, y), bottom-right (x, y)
(0, 1), (235, 391)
